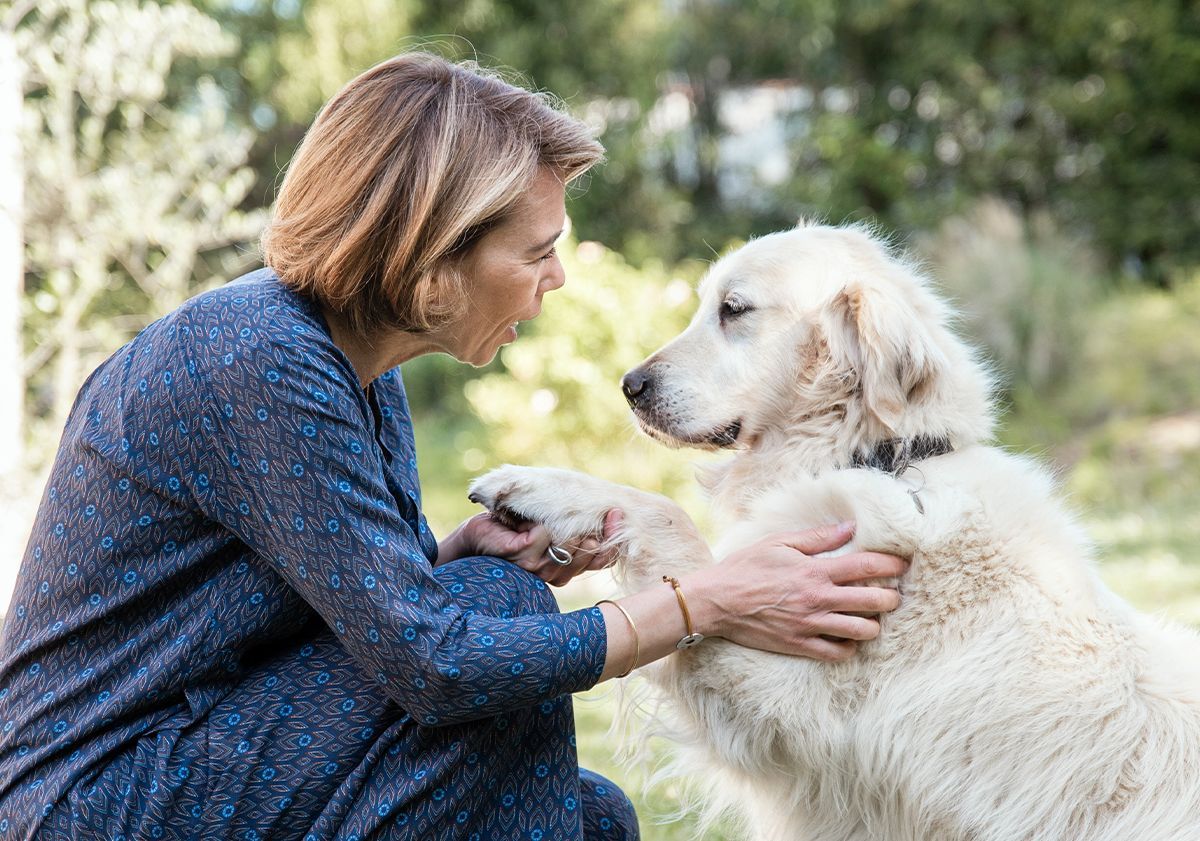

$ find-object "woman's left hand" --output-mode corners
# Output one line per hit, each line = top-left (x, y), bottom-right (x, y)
(437, 510), (624, 586)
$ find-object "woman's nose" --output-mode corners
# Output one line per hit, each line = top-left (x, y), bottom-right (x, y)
(543, 260), (566, 293)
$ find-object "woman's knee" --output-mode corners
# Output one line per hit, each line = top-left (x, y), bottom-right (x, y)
(434, 555), (560, 618)
(579, 768), (640, 841)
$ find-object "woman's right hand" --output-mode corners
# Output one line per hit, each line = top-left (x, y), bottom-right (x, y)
(682, 522), (907, 662)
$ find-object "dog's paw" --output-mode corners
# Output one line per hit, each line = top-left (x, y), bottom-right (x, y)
(471, 465), (715, 583)
(468, 465), (620, 544)
(467, 465), (562, 529)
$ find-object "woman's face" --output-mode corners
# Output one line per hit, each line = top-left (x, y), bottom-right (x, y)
(443, 168), (568, 367)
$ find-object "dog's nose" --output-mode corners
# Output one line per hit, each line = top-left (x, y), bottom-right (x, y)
(621, 368), (653, 405)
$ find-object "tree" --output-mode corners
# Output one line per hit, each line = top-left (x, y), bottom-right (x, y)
(18, 0), (264, 443)
(666, 0), (1200, 279)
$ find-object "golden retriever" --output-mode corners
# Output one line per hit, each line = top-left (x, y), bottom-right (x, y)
(468, 223), (1200, 841)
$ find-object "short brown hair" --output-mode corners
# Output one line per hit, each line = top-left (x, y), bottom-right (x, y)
(261, 51), (604, 333)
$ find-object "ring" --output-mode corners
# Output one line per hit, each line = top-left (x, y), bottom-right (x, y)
(548, 545), (573, 566)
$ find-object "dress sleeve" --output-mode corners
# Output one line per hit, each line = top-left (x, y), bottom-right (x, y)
(174, 307), (607, 726)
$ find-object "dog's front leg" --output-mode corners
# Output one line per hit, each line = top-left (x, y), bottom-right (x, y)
(468, 465), (714, 584)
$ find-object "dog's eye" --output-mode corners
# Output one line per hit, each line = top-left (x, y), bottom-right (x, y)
(719, 298), (751, 323)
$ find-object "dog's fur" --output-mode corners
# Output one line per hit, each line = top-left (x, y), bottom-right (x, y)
(468, 223), (1200, 840)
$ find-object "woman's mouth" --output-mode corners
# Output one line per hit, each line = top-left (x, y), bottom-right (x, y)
(507, 311), (540, 340)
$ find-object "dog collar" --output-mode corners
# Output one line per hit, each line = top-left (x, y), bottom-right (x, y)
(850, 435), (954, 476)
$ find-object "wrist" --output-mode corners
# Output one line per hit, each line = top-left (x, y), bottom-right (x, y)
(676, 568), (728, 639)
(436, 521), (473, 565)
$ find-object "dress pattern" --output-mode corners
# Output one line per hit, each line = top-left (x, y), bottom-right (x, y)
(0, 269), (638, 839)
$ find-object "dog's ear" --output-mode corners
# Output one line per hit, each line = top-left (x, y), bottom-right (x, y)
(823, 281), (949, 433)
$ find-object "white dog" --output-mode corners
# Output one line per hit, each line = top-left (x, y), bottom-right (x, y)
(468, 223), (1200, 841)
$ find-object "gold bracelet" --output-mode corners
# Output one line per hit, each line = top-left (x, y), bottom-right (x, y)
(662, 575), (705, 650)
(596, 599), (639, 678)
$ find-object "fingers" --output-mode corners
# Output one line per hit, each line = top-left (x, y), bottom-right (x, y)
(553, 530), (622, 570)
(811, 613), (882, 642)
(546, 567), (578, 588)
(576, 537), (614, 572)
(547, 536), (619, 585)
(504, 526), (551, 570)
(774, 521), (856, 555)
(795, 636), (858, 662)
(469, 509), (623, 586)
(826, 584), (902, 615)
(569, 511), (625, 574)
(510, 533), (609, 587)
(821, 551), (908, 584)
(601, 509), (625, 540)
(524, 524), (552, 558)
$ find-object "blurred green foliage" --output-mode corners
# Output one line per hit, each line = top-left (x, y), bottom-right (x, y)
(14, 0), (264, 440)
(998, 272), (1200, 624)
(466, 244), (708, 494)
(917, 199), (1107, 392)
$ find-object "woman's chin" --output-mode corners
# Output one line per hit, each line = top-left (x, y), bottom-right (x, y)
(453, 326), (517, 367)
(489, 326), (519, 358)
(463, 344), (503, 368)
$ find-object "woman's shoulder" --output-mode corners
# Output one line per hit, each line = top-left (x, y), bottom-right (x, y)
(81, 267), (360, 436)
(181, 268), (324, 342)
(173, 268), (355, 382)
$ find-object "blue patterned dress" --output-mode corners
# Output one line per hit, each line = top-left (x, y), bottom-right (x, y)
(0, 269), (639, 840)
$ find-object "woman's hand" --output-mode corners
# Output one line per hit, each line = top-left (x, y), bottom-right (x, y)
(437, 510), (625, 587)
(680, 521), (907, 662)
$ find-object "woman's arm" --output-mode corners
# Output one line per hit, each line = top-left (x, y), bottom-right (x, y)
(595, 522), (905, 680)
(438, 510), (899, 680)
(171, 304), (608, 727)
(441, 480), (901, 679)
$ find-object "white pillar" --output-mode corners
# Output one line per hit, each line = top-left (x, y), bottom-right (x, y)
(0, 27), (27, 613)
(0, 29), (23, 479)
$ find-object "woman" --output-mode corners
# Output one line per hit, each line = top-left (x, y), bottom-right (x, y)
(0, 53), (906, 839)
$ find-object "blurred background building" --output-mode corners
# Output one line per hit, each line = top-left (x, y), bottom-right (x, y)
(2, 2), (1198, 836)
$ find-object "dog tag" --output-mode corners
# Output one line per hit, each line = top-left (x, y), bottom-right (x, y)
(677, 633), (705, 650)
(908, 489), (925, 515)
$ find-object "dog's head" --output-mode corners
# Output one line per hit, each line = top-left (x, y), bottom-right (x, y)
(621, 223), (993, 460)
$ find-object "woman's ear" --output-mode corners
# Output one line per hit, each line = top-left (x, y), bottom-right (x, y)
(823, 281), (949, 433)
